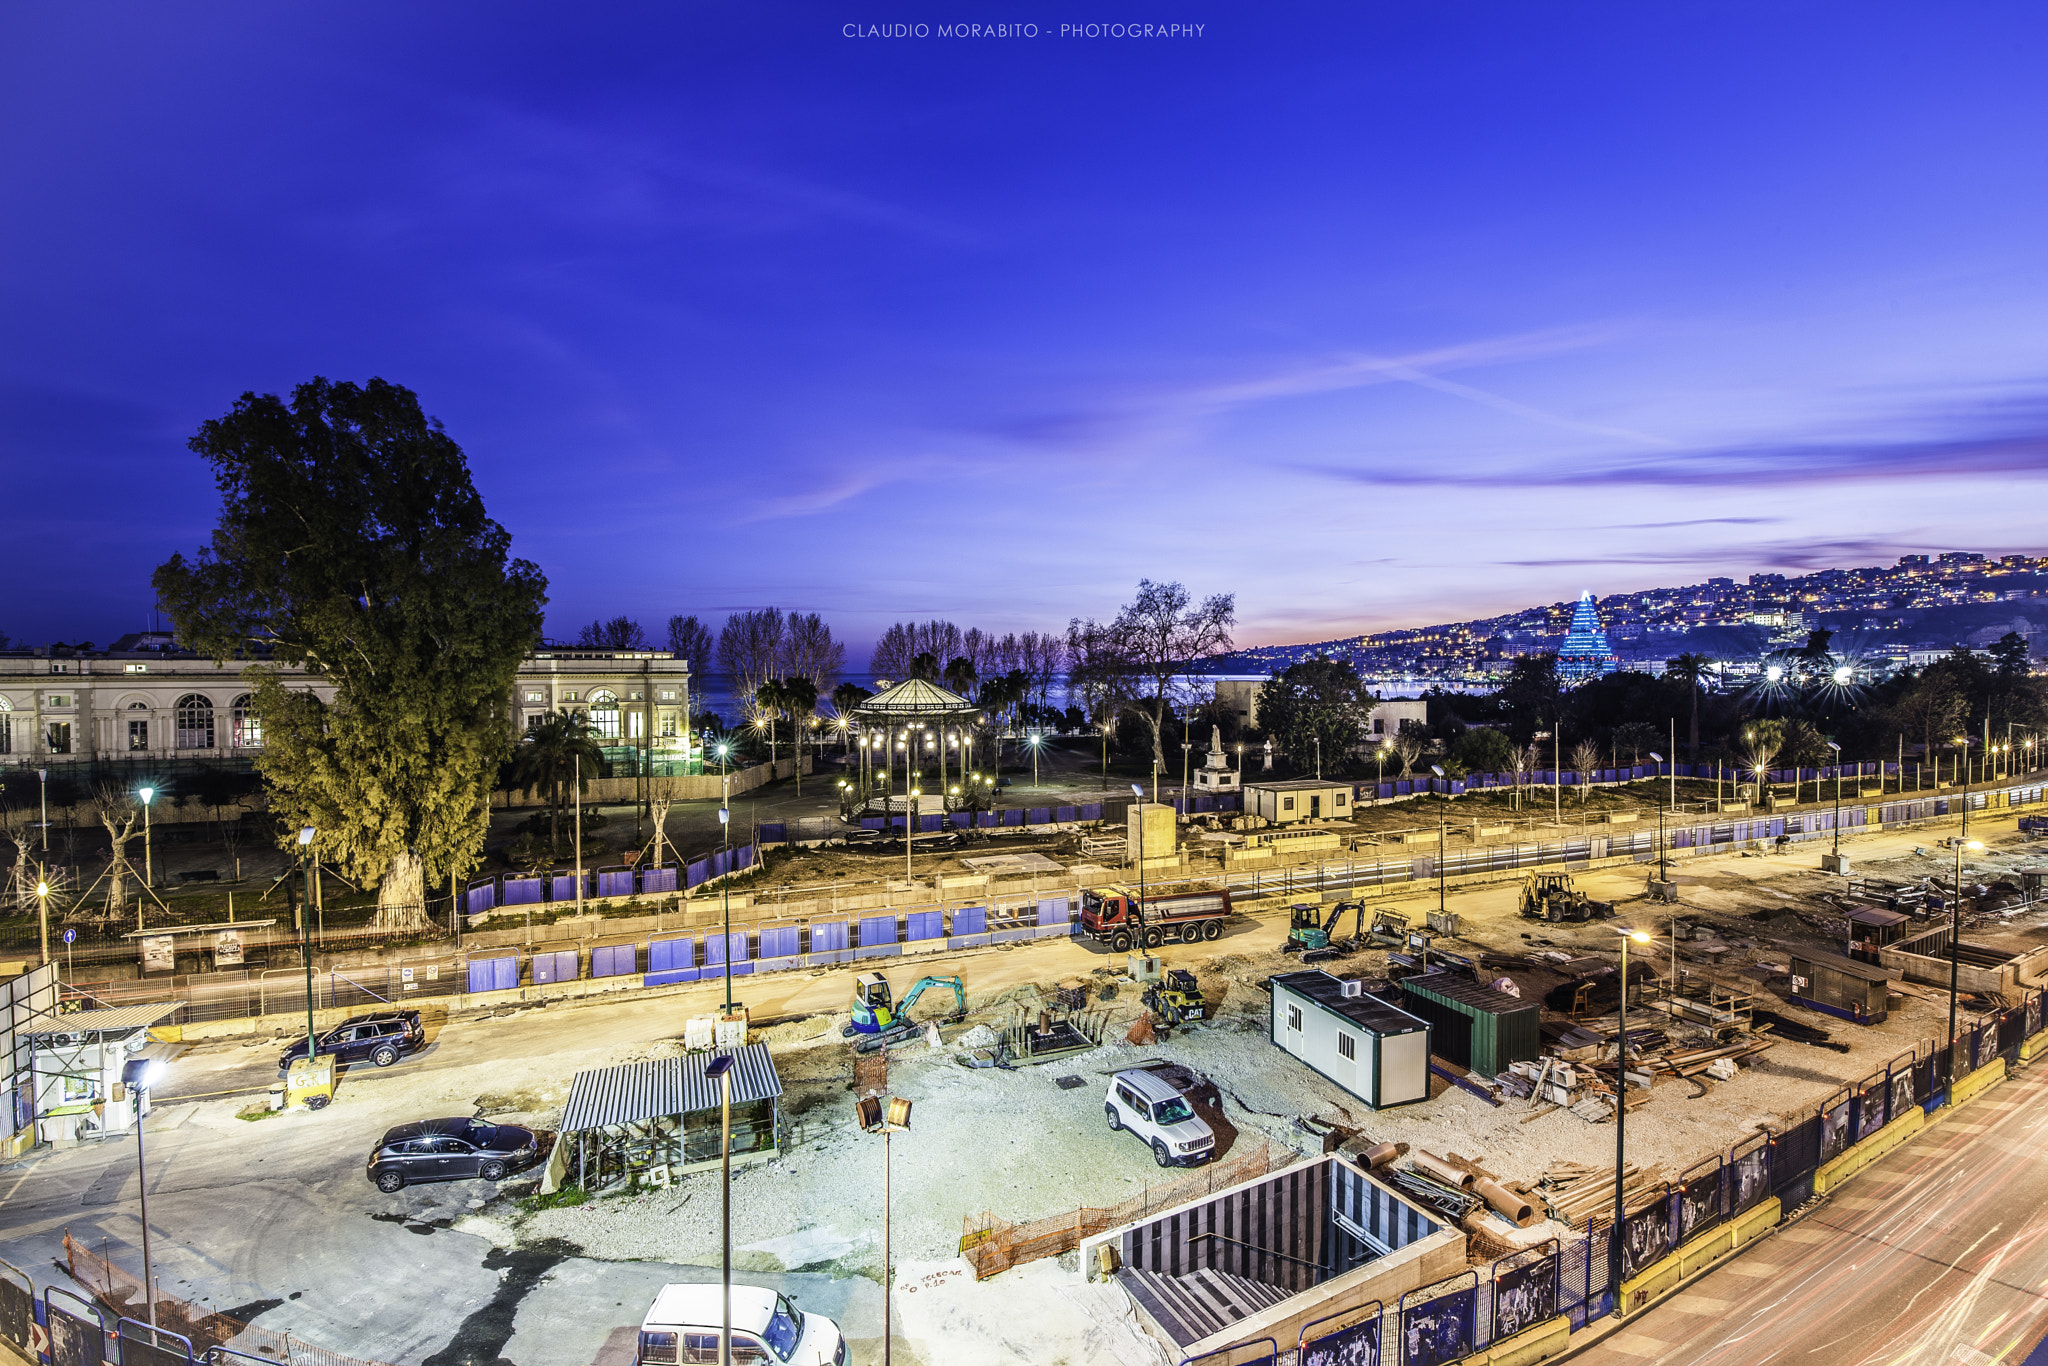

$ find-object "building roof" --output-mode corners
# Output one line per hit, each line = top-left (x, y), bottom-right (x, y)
(1399, 971), (1538, 1018)
(37, 1002), (180, 1035)
(1842, 906), (1911, 929)
(561, 1044), (782, 1132)
(1788, 948), (1893, 983)
(1271, 971), (1430, 1036)
(852, 677), (978, 716)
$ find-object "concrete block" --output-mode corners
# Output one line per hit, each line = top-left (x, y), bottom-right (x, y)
(1816, 1108), (1922, 1193)
(1126, 803), (1177, 864)
(1485, 1316), (1570, 1366)
(1951, 1060), (2007, 1109)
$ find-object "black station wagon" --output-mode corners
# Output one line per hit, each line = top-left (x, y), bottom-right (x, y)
(366, 1117), (544, 1192)
(279, 1010), (426, 1073)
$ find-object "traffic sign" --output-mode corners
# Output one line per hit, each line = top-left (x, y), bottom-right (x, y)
(62, 928), (76, 944)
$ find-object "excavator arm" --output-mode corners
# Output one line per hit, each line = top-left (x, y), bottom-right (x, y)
(896, 975), (967, 1020)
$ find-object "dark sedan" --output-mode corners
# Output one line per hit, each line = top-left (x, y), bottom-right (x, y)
(366, 1118), (545, 1192)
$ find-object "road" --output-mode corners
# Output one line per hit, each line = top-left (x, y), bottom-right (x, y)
(1574, 1061), (2048, 1366)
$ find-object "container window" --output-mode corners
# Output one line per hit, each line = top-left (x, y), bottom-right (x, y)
(1286, 1004), (1302, 1033)
(1337, 1032), (1356, 1061)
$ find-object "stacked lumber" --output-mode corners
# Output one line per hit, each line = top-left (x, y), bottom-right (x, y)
(1539, 1160), (1666, 1227)
(1655, 1037), (1774, 1078)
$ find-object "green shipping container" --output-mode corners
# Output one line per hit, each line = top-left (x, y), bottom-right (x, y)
(1398, 972), (1541, 1079)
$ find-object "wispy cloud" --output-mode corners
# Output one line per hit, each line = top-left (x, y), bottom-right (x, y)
(1602, 516), (1780, 530)
(1497, 537), (1914, 571)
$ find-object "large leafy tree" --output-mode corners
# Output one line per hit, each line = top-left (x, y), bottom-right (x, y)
(1256, 657), (1368, 773)
(153, 378), (547, 928)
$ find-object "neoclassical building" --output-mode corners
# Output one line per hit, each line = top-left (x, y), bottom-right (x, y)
(0, 635), (694, 769)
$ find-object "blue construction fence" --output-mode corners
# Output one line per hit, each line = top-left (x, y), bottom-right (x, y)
(1361, 760), (1902, 801)
(459, 896), (1078, 993)
(854, 801), (1110, 833)
(1209, 992), (2047, 1366)
(465, 847), (754, 916)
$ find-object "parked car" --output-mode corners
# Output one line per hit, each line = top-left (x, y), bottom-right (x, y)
(365, 1117), (544, 1192)
(1104, 1067), (1215, 1167)
(635, 1283), (845, 1366)
(279, 1010), (425, 1073)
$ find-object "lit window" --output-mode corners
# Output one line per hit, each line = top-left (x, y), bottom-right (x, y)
(232, 694), (262, 748)
(49, 663), (69, 674)
(46, 722), (71, 754)
(588, 689), (620, 739)
(524, 690), (546, 703)
(129, 720), (149, 751)
(124, 663), (148, 674)
(658, 712), (678, 738)
(659, 689), (677, 701)
(175, 694), (216, 749)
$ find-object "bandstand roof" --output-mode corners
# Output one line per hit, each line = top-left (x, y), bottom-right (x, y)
(852, 678), (980, 717)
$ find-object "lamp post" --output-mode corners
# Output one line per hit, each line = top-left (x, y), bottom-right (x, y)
(856, 1094), (913, 1366)
(1948, 838), (1985, 1091)
(1314, 735), (1322, 781)
(718, 800), (734, 1013)
(137, 785), (155, 890)
(1028, 730), (1041, 790)
(573, 754), (584, 915)
(1611, 926), (1652, 1315)
(1648, 753), (1669, 889)
(297, 826), (317, 1060)
(120, 1058), (163, 1327)
(705, 1053), (735, 1366)
(1101, 721), (1111, 778)
(1958, 734), (1971, 838)
(37, 768), (48, 854)
(36, 876), (51, 967)
(908, 788), (920, 888)
(1131, 782), (1148, 921)
(1826, 740), (1843, 868)
(1430, 765), (1447, 937)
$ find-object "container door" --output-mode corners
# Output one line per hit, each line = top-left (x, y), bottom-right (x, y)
(1377, 1031), (1430, 1106)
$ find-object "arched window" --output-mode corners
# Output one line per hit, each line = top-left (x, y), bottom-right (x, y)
(175, 694), (216, 750)
(127, 700), (150, 752)
(588, 689), (621, 740)
(232, 694), (262, 749)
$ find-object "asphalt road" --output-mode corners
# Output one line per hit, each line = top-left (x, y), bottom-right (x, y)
(1575, 1061), (2048, 1366)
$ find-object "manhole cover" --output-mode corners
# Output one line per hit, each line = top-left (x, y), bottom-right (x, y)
(1054, 1075), (1086, 1090)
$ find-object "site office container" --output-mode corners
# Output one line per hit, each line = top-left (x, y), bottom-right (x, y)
(1396, 971), (1541, 1079)
(1788, 948), (1891, 1025)
(1270, 970), (1432, 1110)
(1079, 885), (1232, 952)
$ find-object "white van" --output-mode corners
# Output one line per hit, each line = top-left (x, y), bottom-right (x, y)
(635, 1284), (846, 1366)
(1105, 1068), (1216, 1166)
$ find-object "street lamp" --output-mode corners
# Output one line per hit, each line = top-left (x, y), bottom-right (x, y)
(1028, 730), (1041, 790)
(719, 804), (735, 1013)
(1948, 839), (1985, 1092)
(1611, 926), (1653, 1316)
(856, 1094), (913, 1366)
(137, 786), (155, 891)
(1429, 765), (1447, 939)
(907, 788), (920, 887)
(120, 1058), (164, 1327)
(1957, 734), (1972, 838)
(1647, 753), (1669, 889)
(1131, 782), (1148, 926)
(298, 827), (318, 1061)
(706, 1053), (736, 1366)
(1825, 741), (1843, 867)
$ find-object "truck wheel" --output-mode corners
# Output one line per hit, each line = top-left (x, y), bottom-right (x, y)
(1202, 920), (1223, 941)
(1111, 932), (1133, 953)
(1143, 927), (1163, 950)
(1105, 1104), (1122, 1131)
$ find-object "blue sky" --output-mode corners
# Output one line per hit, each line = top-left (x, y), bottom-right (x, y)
(5, 2), (2047, 657)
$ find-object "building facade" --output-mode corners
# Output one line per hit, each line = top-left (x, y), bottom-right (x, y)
(0, 640), (693, 768)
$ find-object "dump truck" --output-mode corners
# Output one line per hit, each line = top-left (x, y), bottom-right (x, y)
(1517, 872), (1614, 923)
(1080, 885), (1232, 952)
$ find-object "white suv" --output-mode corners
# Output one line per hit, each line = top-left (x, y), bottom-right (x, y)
(1105, 1068), (1216, 1167)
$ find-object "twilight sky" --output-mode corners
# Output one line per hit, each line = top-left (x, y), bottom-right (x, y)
(5, 2), (2048, 657)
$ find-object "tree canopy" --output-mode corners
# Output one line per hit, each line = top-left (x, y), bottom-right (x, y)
(152, 377), (547, 927)
(1256, 658), (1370, 773)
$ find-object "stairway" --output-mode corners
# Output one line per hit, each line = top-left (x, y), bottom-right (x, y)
(1114, 1266), (1296, 1347)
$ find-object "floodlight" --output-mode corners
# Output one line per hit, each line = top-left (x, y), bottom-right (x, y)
(35, 881), (49, 897)
(1430, 765), (1445, 777)
(718, 807), (729, 825)
(1826, 741), (1841, 752)
(886, 1096), (912, 1129)
(1833, 666), (1853, 684)
(1965, 840), (1984, 851)
(138, 787), (154, 804)
(1766, 666), (1784, 682)
(1648, 752), (1663, 763)
(705, 1054), (735, 1080)
(1626, 930), (1652, 945)
(1131, 783), (1144, 798)
(855, 1096), (882, 1131)
(298, 826), (316, 846)
(121, 1059), (163, 1090)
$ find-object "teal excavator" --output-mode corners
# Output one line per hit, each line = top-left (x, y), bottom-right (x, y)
(842, 973), (968, 1052)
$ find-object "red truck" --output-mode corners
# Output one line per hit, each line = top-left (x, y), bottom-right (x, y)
(1080, 885), (1233, 952)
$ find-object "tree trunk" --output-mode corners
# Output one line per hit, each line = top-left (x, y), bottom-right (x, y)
(375, 849), (428, 929)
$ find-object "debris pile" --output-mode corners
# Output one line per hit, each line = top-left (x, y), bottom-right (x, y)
(1538, 1160), (1666, 1228)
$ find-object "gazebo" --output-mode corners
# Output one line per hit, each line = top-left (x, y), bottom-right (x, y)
(850, 678), (986, 815)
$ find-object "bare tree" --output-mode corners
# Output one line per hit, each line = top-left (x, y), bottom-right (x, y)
(1392, 733), (1424, 778)
(577, 616), (649, 649)
(1571, 740), (1602, 806)
(911, 620), (964, 666)
(666, 614), (715, 676)
(718, 608), (786, 719)
(780, 612), (846, 691)
(961, 627), (992, 679)
(1075, 581), (1235, 771)
(86, 784), (146, 919)
(870, 622), (915, 680)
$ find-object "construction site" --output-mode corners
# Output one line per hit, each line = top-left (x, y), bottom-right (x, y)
(433, 793), (2048, 1365)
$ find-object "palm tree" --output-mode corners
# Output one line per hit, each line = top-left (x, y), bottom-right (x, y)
(1668, 653), (1712, 761)
(943, 656), (977, 698)
(511, 711), (603, 854)
(754, 679), (790, 765)
(781, 676), (818, 793)
(831, 681), (872, 755)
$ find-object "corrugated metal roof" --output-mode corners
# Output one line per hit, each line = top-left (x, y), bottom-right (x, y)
(561, 1044), (782, 1133)
(1400, 972), (1537, 1018)
(37, 1002), (180, 1034)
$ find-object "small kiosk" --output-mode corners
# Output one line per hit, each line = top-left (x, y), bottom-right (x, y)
(1788, 948), (1892, 1025)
